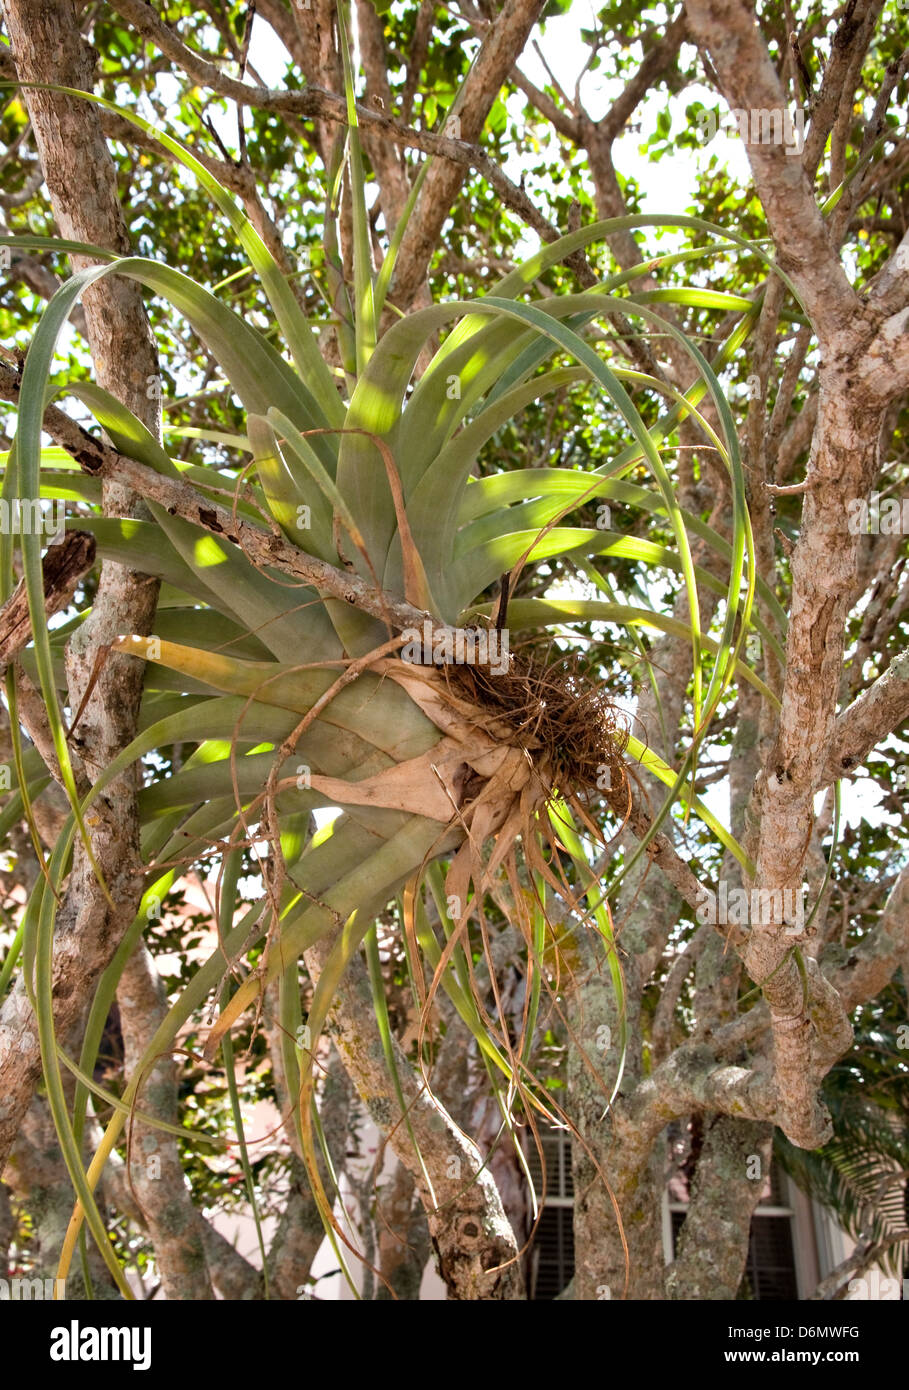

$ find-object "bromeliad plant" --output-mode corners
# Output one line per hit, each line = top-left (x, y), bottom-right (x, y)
(0, 62), (788, 1293)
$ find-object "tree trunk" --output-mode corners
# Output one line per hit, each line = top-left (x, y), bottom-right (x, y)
(0, 0), (161, 1171)
(666, 1117), (773, 1299)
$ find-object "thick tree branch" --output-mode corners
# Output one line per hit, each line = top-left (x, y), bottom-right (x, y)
(824, 646), (909, 784)
(833, 862), (909, 1011)
(665, 1115), (773, 1299)
(685, 0), (859, 340)
(308, 939), (524, 1299)
(0, 0), (160, 1180)
(389, 0), (546, 308)
(801, 0), (882, 178)
(116, 943), (214, 1299)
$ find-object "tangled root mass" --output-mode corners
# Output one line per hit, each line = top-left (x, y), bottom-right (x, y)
(441, 636), (630, 815)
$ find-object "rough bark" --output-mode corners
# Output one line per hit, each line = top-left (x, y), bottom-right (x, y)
(686, 0), (909, 1150)
(4, 1094), (120, 1298)
(0, 531), (95, 667)
(374, 1159), (432, 1301)
(1, 0), (908, 1306)
(98, 1145), (262, 1300)
(567, 927), (667, 1300)
(824, 647), (909, 784)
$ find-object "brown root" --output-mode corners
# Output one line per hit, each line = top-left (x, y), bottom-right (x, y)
(438, 636), (630, 816)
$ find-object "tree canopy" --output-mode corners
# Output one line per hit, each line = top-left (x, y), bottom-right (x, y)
(0, 0), (907, 1312)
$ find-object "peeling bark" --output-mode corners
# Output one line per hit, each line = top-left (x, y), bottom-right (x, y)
(0, 531), (95, 668)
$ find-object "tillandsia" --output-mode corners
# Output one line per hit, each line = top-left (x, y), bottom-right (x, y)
(0, 29), (789, 1300)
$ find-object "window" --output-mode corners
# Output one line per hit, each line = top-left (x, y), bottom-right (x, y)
(668, 1147), (800, 1299)
(524, 1131), (574, 1300)
(524, 1128), (803, 1300)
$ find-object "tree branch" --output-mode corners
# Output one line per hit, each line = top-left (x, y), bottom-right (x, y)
(116, 943), (214, 1299)
(105, 0), (596, 296)
(309, 939), (524, 1299)
(833, 862), (909, 1012)
(824, 646), (909, 784)
(685, 0), (859, 340)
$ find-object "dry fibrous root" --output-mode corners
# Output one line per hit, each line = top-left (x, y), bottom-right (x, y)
(371, 637), (633, 931)
(441, 638), (630, 807)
